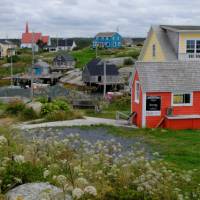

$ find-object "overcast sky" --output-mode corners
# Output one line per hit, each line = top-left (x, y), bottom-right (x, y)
(1, 0), (200, 38)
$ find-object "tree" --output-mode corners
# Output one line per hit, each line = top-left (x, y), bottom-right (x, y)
(36, 39), (47, 50)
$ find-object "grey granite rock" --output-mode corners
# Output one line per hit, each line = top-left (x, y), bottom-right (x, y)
(6, 183), (71, 200)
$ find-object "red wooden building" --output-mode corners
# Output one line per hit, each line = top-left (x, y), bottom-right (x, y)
(21, 22), (50, 49)
(131, 62), (200, 130)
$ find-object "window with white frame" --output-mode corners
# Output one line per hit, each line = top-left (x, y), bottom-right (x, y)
(172, 93), (192, 106)
(135, 81), (140, 103)
(186, 40), (195, 53)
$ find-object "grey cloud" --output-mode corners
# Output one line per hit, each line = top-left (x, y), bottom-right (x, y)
(0, 0), (200, 38)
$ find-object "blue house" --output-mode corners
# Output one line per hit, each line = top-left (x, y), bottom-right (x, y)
(93, 32), (122, 49)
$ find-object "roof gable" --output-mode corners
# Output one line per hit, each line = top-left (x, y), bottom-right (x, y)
(138, 26), (177, 61)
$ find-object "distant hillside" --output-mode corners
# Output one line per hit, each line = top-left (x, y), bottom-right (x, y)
(132, 37), (146, 45)
(50, 37), (93, 50)
(0, 39), (21, 46)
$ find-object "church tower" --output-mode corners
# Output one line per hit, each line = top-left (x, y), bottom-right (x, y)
(25, 22), (29, 33)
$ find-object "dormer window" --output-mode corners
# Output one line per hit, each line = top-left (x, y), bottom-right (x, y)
(152, 44), (156, 57)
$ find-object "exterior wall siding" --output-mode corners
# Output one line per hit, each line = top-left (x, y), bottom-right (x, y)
(142, 31), (166, 62)
(83, 75), (120, 84)
(165, 118), (200, 130)
(146, 91), (200, 129)
(131, 72), (143, 127)
(146, 92), (171, 128)
(179, 32), (200, 54)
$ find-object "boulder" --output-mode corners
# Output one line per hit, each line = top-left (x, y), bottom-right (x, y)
(26, 102), (42, 114)
(6, 182), (71, 200)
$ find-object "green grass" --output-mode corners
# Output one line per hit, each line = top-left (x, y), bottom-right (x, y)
(70, 48), (96, 68)
(0, 64), (28, 78)
(90, 125), (200, 171)
(70, 47), (141, 69)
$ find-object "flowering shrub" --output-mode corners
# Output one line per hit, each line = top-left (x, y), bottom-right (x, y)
(0, 127), (199, 199)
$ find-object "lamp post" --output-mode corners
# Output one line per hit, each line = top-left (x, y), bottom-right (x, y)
(10, 49), (13, 87)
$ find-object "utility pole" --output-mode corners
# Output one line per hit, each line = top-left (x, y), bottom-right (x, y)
(103, 60), (107, 98)
(31, 32), (35, 100)
(10, 49), (13, 87)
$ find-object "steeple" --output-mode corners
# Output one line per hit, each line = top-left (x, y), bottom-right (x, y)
(25, 22), (29, 33)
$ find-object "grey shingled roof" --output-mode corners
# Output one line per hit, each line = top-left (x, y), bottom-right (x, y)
(95, 32), (117, 37)
(86, 58), (119, 76)
(135, 61), (200, 93)
(161, 25), (200, 32)
(152, 26), (177, 60)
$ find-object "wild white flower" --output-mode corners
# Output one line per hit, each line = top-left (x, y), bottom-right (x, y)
(14, 155), (25, 163)
(14, 177), (22, 183)
(57, 175), (67, 185)
(43, 170), (50, 178)
(76, 177), (88, 186)
(0, 135), (7, 146)
(84, 186), (97, 196)
(137, 186), (144, 192)
(178, 194), (184, 200)
(72, 188), (84, 199)
(153, 152), (160, 156)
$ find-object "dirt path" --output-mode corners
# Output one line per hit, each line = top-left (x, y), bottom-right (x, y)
(19, 117), (137, 130)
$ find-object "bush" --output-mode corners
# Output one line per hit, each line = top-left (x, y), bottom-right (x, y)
(41, 100), (70, 116)
(124, 58), (134, 65)
(1, 162), (44, 192)
(6, 55), (20, 63)
(45, 110), (83, 122)
(19, 107), (38, 121)
(5, 100), (25, 115)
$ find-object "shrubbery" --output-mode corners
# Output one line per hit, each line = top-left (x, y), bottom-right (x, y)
(5, 100), (25, 115)
(5, 100), (38, 121)
(41, 99), (83, 121)
(6, 55), (20, 63)
(124, 58), (134, 65)
(41, 99), (70, 116)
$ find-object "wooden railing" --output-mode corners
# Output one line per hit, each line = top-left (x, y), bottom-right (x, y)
(116, 111), (137, 125)
(179, 53), (200, 61)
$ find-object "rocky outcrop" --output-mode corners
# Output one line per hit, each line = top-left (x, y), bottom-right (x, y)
(6, 183), (71, 200)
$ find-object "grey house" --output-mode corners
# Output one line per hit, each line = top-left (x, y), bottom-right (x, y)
(57, 39), (77, 51)
(52, 53), (75, 72)
(82, 59), (121, 88)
